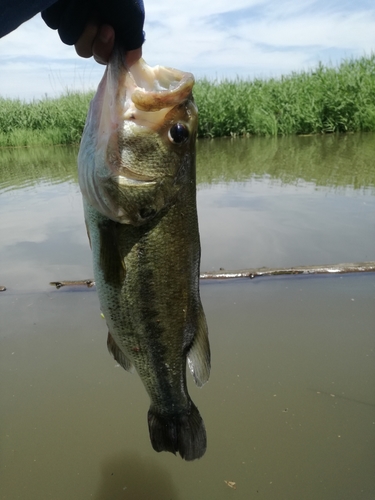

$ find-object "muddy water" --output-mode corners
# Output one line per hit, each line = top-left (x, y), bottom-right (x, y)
(0, 134), (374, 499)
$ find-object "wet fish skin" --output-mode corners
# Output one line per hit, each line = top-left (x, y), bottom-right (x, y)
(78, 47), (210, 461)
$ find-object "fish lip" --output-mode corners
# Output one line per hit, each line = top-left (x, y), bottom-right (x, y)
(131, 70), (195, 112)
(111, 48), (195, 113)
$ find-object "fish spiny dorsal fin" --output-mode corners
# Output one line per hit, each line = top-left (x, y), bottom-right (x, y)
(107, 332), (134, 373)
(187, 305), (210, 387)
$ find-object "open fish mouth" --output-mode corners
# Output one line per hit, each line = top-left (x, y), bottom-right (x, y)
(107, 48), (195, 129)
(130, 64), (195, 112)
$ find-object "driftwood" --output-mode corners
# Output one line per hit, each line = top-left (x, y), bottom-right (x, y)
(49, 279), (95, 289)
(1, 262), (371, 293)
(200, 261), (375, 279)
(47, 261), (375, 290)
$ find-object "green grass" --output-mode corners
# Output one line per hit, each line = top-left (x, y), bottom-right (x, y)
(1, 55), (375, 146)
(0, 91), (94, 147)
(195, 55), (375, 137)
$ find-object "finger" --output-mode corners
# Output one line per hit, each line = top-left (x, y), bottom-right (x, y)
(125, 48), (143, 67)
(92, 25), (115, 65)
(75, 21), (99, 59)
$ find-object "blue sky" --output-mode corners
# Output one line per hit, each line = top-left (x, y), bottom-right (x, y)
(0, 0), (374, 100)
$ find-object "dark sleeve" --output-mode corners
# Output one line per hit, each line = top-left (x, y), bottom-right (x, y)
(0, 0), (57, 38)
(42, 0), (145, 50)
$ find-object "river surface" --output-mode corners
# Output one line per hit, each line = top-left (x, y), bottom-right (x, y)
(0, 134), (374, 499)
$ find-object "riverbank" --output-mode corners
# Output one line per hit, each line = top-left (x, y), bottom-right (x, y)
(1, 55), (374, 147)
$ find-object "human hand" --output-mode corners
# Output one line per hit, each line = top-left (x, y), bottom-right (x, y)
(42, 0), (145, 64)
(74, 22), (115, 64)
(75, 22), (142, 64)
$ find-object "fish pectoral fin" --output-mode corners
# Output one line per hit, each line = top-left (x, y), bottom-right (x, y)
(187, 305), (210, 387)
(107, 332), (134, 373)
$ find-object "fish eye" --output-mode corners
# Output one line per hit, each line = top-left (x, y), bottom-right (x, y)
(168, 123), (189, 144)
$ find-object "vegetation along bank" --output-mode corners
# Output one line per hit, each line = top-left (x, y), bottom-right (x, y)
(1, 55), (374, 147)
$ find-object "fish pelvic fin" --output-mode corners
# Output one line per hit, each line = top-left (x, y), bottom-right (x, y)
(148, 402), (207, 461)
(107, 332), (134, 373)
(187, 305), (210, 387)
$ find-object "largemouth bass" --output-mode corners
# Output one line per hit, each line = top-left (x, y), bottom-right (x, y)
(78, 47), (210, 461)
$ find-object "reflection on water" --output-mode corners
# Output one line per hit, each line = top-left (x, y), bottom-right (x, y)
(196, 133), (375, 190)
(94, 452), (180, 500)
(0, 145), (78, 192)
(0, 134), (374, 499)
(0, 134), (375, 282)
(1, 133), (375, 192)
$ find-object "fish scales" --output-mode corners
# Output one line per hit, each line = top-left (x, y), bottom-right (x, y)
(78, 46), (210, 461)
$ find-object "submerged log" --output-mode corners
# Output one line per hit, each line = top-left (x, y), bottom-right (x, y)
(49, 279), (95, 289)
(49, 262), (375, 289)
(200, 261), (375, 279)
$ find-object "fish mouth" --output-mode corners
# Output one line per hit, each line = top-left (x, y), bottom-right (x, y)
(130, 64), (195, 112)
(109, 48), (195, 126)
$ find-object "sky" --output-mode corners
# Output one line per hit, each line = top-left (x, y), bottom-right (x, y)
(0, 0), (374, 101)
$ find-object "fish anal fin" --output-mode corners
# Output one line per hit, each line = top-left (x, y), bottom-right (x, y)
(187, 305), (210, 387)
(107, 332), (134, 373)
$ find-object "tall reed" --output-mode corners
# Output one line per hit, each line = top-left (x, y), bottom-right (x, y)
(0, 91), (93, 147)
(0, 55), (374, 146)
(194, 55), (375, 137)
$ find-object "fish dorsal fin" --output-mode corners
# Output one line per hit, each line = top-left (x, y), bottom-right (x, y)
(107, 332), (134, 373)
(187, 305), (210, 387)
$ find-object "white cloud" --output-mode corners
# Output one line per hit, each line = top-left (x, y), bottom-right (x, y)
(0, 0), (373, 100)
(234, 10), (375, 50)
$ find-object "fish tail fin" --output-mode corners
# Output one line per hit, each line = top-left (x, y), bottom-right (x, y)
(147, 402), (207, 461)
